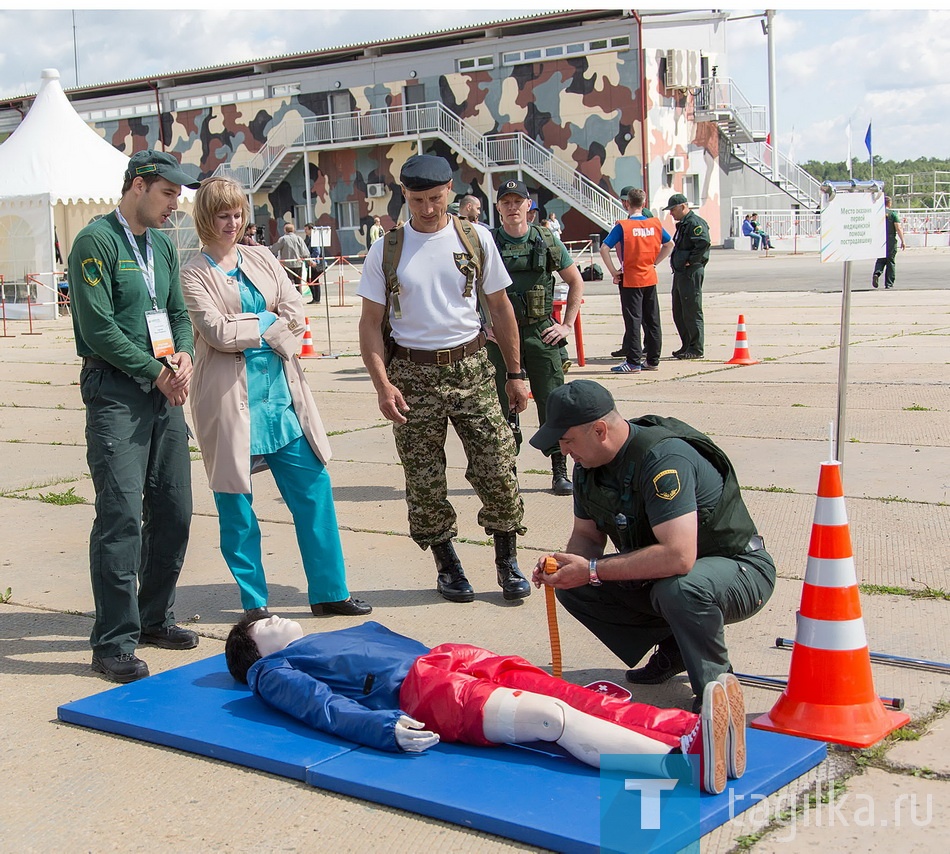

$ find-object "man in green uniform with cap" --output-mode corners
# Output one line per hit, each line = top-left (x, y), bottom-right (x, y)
(68, 150), (200, 683)
(489, 179), (584, 495)
(664, 193), (710, 359)
(529, 380), (775, 713)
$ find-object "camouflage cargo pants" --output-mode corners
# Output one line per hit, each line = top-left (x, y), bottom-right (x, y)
(388, 348), (525, 549)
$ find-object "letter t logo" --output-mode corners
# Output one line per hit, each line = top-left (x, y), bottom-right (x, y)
(625, 778), (679, 829)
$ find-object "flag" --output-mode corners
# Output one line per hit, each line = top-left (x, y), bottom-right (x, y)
(865, 121), (873, 165)
(845, 123), (852, 178)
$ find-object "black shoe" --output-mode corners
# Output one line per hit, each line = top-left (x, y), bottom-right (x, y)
(432, 539), (475, 603)
(625, 637), (686, 684)
(92, 652), (149, 683)
(551, 452), (573, 496)
(872, 271), (881, 288)
(139, 625), (199, 650)
(611, 348), (626, 358)
(494, 531), (531, 601)
(675, 351), (702, 360)
(310, 598), (373, 616)
(244, 607), (271, 621)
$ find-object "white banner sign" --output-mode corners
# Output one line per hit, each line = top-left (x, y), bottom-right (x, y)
(820, 192), (885, 263)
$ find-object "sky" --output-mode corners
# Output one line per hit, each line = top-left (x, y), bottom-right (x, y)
(0, 4), (947, 165)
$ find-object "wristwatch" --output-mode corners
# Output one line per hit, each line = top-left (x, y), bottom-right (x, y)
(588, 559), (603, 586)
(506, 370), (527, 380)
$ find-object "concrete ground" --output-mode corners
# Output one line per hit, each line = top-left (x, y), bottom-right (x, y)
(1, 248), (948, 853)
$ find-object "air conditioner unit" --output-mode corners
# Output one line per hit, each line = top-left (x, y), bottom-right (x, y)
(665, 50), (687, 88)
(667, 156), (685, 173)
(367, 183), (387, 199)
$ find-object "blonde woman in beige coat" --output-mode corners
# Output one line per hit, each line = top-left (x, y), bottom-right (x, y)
(180, 177), (371, 619)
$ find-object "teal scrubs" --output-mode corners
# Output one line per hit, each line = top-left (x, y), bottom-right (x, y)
(208, 258), (348, 610)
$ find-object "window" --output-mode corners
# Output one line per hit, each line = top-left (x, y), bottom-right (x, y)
(500, 35), (631, 66)
(457, 55), (495, 72)
(272, 83), (301, 97)
(683, 174), (701, 207)
(334, 201), (359, 230)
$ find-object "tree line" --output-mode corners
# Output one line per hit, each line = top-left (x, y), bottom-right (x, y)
(801, 157), (950, 207)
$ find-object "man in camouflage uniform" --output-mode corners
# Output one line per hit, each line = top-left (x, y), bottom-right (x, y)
(489, 179), (584, 496)
(664, 193), (710, 359)
(357, 155), (531, 603)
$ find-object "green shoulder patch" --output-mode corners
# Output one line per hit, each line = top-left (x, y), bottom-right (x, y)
(693, 225), (704, 236)
(81, 258), (104, 286)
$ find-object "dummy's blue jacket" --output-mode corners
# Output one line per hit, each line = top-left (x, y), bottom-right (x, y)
(246, 621), (430, 752)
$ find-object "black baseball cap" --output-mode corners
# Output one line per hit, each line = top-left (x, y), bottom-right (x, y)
(497, 179), (530, 200)
(663, 193), (689, 210)
(400, 154), (453, 190)
(529, 380), (616, 450)
(125, 150), (200, 189)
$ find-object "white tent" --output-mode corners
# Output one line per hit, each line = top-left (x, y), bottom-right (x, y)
(0, 69), (131, 320)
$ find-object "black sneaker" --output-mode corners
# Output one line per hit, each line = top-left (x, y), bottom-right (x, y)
(872, 271), (881, 288)
(139, 625), (199, 650)
(625, 637), (686, 684)
(244, 607), (271, 621)
(92, 652), (149, 683)
(611, 348), (625, 358)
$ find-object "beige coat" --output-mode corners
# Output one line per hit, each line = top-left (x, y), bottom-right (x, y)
(180, 245), (332, 494)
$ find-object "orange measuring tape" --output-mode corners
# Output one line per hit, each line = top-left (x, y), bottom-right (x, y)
(542, 556), (563, 679)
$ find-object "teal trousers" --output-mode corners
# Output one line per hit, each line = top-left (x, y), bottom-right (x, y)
(213, 435), (349, 610)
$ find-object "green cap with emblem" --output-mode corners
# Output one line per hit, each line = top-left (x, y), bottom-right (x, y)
(125, 150), (200, 189)
(529, 380), (616, 451)
(662, 193), (689, 211)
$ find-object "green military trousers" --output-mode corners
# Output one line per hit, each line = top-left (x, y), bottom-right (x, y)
(487, 318), (565, 437)
(556, 548), (776, 699)
(671, 266), (705, 357)
(81, 363), (193, 656)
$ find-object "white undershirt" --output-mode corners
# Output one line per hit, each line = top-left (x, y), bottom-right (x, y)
(357, 219), (511, 350)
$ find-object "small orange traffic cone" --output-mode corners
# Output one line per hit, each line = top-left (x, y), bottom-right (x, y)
(725, 314), (759, 365)
(751, 461), (910, 747)
(300, 317), (316, 358)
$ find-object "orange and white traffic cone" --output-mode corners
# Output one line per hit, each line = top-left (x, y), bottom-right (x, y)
(725, 314), (759, 365)
(751, 461), (910, 747)
(300, 317), (316, 358)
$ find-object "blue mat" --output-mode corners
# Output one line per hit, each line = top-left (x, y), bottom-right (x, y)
(58, 654), (826, 852)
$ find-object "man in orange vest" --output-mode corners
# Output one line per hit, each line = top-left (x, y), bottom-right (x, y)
(599, 188), (673, 373)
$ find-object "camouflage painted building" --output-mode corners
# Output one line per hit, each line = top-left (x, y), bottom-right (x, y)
(1, 9), (794, 257)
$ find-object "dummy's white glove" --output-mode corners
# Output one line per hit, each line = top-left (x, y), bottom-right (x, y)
(394, 715), (440, 753)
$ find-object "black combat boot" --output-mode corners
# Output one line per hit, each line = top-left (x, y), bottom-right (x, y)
(432, 539), (475, 603)
(551, 452), (573, 495)
(493, 531), (530, 601)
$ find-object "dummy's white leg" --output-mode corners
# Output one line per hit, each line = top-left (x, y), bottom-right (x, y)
(482, 688), (671, 769)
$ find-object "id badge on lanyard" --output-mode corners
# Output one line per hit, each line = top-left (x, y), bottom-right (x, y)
(116, 207), (175, 360)
(145, 309), (175, 358)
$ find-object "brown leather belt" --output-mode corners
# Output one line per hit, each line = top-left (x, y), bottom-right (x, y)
(391, 331), (486, 366)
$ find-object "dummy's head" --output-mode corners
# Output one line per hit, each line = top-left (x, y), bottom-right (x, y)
(225, 614), (304, 684)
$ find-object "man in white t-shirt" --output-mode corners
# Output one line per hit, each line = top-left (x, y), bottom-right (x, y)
(357, 155), (531, 604)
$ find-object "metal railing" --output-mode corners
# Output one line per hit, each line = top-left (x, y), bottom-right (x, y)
(733, 140), (822, 209)
(213, 101), (624, 229)
(695, 77), (767, 139)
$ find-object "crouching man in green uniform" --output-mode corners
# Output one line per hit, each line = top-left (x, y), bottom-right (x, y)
(68, 150), (201, 683)
(530, 380), (775, 712)
(488, 179), (584, 495)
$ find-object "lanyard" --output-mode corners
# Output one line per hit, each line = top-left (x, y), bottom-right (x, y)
(115, 207), (157, 309)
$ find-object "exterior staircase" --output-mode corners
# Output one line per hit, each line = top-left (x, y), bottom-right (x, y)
(213, 101), (625, 230)
(695, 77), (821, 209)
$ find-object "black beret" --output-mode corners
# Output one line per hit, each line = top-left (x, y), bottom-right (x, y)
(400, 154), (453, 191)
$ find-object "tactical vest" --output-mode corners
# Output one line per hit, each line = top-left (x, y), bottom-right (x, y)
(573, 416), (757, 557)
(492, 224), (561, 324)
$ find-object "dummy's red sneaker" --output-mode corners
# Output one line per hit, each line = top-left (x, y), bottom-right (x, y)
(718, 672), (746, 779)
(681, 680), (729, 794)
